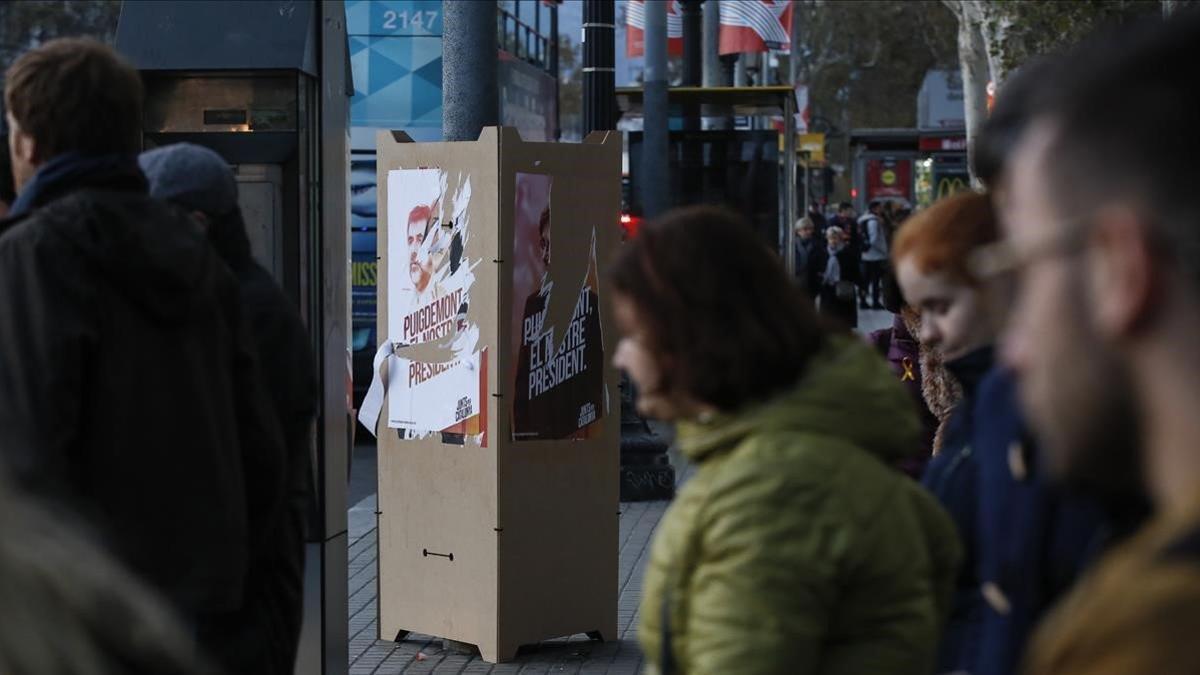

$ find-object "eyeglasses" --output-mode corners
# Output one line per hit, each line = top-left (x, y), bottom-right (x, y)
(969, 218), (1090, 282)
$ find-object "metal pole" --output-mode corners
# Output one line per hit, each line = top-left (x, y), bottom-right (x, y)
(442, 0), (499, 141)
(783, 93), (796, 274)
(621, 1), (676, 503)
(550, 2), (560, 138)
(802, 153), (810, 233)
(582, 0), (616, 136)
(642, 0), (669, 219)
(535, 0), (541, 64)
(681, 0), (702, 86)
(702, 0), (726, 130)
(702, 0), (720, 87)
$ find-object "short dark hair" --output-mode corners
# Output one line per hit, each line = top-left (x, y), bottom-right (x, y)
(5, 38), (143, 159)
(609, 205), (825, 412)
(1037, 11), (1200, 285)
(869, 200), (883, 211)
(838, 201), (852, 211)
(974, 56), (1060, 188)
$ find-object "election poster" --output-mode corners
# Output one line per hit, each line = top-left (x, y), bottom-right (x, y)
(385, 168), (487, 446)
(510, 172), (606, 441)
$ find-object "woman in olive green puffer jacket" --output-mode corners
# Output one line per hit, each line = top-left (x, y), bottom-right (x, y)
(610, 206), (961, 675)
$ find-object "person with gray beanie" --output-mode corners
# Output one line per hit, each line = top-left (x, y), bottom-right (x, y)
(141, 142), (317, 675)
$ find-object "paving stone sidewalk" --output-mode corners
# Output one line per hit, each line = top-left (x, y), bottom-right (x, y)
(348, 454), (691, 675)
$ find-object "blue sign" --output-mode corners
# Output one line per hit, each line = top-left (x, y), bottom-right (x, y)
(346, 0), (442, 37)
(349, 33), (442, 129)
(347, 0), (443, 130)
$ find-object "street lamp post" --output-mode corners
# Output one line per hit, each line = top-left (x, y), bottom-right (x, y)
(582, 0), (616, 135)
(442, 0), (498, 141)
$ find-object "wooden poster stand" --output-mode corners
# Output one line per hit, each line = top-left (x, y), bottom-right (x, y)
(374, 127), (621, 662)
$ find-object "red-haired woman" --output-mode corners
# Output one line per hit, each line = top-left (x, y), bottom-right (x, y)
(893, 192), (1107, 675)
(612, 205), (959, 675)
(893, 192), (1008, 674)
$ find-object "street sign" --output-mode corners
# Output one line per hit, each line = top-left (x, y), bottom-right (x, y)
(346, 0), (442, 37)
(799, 132), (825, 162)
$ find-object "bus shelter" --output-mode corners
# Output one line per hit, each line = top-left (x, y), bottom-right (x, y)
(615, 85), (800, 273)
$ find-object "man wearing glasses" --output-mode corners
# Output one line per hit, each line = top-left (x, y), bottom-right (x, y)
(987, 11), (1200, 674)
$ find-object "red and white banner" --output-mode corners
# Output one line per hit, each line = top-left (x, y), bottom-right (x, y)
(626, 0), (684, 58)
(719, 0), (793, 55)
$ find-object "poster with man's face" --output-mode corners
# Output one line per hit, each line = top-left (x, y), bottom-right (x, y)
(385, 168), (487, 446)
(510, 172), (606, 441)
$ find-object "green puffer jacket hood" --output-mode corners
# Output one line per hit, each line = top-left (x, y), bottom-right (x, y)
(639, 335), (961, 675)
(674, 333), (922, 465)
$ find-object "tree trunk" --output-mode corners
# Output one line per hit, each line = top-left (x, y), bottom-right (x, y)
(952, 1), (991, 187)
(967, 0), (1012, 87)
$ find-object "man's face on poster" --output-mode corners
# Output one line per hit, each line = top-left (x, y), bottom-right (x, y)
(537, 207), (551, 274)
(407, 206), (434, 292)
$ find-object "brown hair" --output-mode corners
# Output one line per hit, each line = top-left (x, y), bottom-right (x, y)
(610, 205), (825, 412)
(5, 38), (143, 159)
(891, 192), (998, 286)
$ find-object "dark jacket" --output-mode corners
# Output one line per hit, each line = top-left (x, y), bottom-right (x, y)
(922, 346), (992, 674)
(205, 210), (317, 674)
(972, 368), (1108, 675)
(811, 244), (861, 329)
(793, 236), (820, 297)
(0, 159), (286, 618)
(869, 315), (937, 477)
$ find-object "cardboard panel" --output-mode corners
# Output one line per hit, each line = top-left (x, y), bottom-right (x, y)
(374, 128), (621, 662)
(494, 129), (620, 653)
(376, 128), (503, 654)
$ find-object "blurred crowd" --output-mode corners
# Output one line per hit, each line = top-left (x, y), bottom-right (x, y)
(0, 39), (315, 674)
(613, 9), (1200, 675)
(1, 8), (1199, 675)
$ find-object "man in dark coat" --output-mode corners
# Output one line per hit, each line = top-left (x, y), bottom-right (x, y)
(140, 142), (319, 674)
(0, 38), (286, 667)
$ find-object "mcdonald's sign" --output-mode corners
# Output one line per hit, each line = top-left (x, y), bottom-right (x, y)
(936, 175), (969, 199)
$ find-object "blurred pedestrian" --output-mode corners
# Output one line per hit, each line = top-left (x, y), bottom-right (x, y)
(866, 265), (951, 477)
(806, 201), (827, 232)
(958, 54), (1139, 675)
(813, 224), (861, 329)
(613, 205), (960, 675)
(0, 38), (286, 668)
(859, 200), (889, 309)
(140, 142), (318, 675)
(0, 471), (214, 675)
(991, 12), (1200, 674)
(892, 193), (1011, 673)
(894, 192), (1107, 675)
(828, 200), (856, 234)
(793, 216), (820, 298)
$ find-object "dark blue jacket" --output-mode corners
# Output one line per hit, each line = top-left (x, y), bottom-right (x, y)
(971, 368), (1107, 675)
(922, 346), (992, 674)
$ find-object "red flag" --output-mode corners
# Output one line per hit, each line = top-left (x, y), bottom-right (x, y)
(719, 0), (793, 56)
(626, 0), (684, 58)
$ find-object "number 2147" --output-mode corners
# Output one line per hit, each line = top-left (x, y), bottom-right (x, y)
(382, 10), (438, 31)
